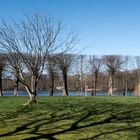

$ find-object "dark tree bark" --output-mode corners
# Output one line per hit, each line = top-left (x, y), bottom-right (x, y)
(48, 76), (55, 96)
(62, 68), (68, 96)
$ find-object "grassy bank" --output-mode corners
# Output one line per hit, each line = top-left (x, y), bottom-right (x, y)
(0, 96), (140, 140)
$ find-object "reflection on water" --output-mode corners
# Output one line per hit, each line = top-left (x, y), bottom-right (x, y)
(2, 90), (134, 96)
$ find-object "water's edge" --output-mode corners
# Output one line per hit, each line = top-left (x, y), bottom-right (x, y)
(2, 90), (134, 96)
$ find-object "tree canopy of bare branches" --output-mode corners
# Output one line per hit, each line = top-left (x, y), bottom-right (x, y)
(0, 13), (66, 104)
(46, 54), (58, 96)
(103, 55), (123, 95)
(56, 53), (76, 96)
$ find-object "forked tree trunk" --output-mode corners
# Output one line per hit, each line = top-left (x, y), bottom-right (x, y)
(24, 75), (37, 105)
(24, 90), (37, 105)
(29, 93), (36, 103)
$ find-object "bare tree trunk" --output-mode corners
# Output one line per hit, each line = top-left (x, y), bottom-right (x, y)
(14, 76), (19, 96)
(26, 93), (37, 105)
(24, 74), (37, 104)
(91, 77), (94, 96)
(0, 74), (3, 96)
(94, 79), (98, 96)
(31, 74), (37, 96)
(49, 74), (54, 96)
(24, 89), (37, 105)
(108, 74), (114, 96)
(92, 73), (98, 96)
(62, 71), (68, 96)
(77, 74), (81, 95)
(19, 73), (37, 105)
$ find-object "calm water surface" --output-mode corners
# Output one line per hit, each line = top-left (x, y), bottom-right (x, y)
(2, 90), (134, 96)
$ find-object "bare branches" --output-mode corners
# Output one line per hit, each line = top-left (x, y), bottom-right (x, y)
(0, 13), (64, 103)
(103, 55), (123, 74)
(56, 53), (76, 96)
(0, 12), (79, 102)
(102, 55), (123, 95)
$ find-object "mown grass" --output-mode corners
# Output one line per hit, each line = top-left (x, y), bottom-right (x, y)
(0, 96), (140, 140)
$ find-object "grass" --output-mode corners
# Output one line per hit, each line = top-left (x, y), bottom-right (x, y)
(0, 96), (140, 140)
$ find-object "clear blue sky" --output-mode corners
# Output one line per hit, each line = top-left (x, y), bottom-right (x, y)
(0, 0), (140, 56)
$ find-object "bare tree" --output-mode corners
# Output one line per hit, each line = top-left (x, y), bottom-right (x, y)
(56, 53), (75, 96)
(0, 54), (6, 96)
(4, 53), (23, 96)
(72, 54), (88, 95)
(103, 55), (123, 95)
(89, 55), (102, 96)
(0, 13), (62, 104)
(46, 54), (57, 96)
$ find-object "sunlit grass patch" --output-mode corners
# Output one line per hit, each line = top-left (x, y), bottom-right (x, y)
(0, 96), (140, 139)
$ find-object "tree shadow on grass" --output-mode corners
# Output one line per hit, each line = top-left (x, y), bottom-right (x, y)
(80, 126), (140, 140)
(0, 101), (140, 140)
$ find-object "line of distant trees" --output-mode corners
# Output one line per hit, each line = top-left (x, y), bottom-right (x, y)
(0, 12), (139, 105)
(0, 53), (139, 95)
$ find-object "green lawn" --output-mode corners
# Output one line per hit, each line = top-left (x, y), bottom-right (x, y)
(0, 96), (140, 140)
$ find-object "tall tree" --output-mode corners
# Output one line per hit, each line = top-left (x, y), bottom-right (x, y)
(56, 53), (75, 96)
(103, 55), (123, 95)
(0, 13), (62, 104)
(46, 54), (57, 96)
(89, 55), (101, 96)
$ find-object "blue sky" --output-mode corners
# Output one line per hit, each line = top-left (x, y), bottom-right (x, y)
(0, 0), (140, 56)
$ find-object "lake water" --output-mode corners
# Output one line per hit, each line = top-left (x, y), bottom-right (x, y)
(2, 90), (134, 96)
